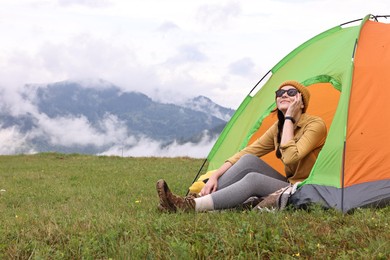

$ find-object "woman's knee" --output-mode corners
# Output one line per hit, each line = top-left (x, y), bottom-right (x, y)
(236, 154), (261, 166)
(241, 172), (261, 183)
(240, 172), (288, 196)
(235, 154), (269, 171)
(236, 154), (284, 181)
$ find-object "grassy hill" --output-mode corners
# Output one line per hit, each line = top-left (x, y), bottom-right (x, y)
(0, 153), (389, 259)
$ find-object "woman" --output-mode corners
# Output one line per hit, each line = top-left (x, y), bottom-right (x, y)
(156, 80), (327, 212)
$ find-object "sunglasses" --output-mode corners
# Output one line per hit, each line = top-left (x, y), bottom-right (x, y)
(275, 88), (299, 98)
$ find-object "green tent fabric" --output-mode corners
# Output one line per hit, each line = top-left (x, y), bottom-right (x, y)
(191, 14), (390, 213)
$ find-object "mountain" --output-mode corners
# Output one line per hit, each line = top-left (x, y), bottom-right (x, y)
(0, 80), (235, 155)
(181, 96), (235, 121)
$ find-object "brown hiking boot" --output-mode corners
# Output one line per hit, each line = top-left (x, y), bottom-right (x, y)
(156, 179), (196, 212)
(187, 192), (200, 199)
(156, 179), (176, 212)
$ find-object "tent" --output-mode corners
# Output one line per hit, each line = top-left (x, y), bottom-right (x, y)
(189, 14), (390, 213)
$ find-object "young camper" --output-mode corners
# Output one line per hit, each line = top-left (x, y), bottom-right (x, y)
(156, 80), (327, 212)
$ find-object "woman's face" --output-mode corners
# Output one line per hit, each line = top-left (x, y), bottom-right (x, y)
(276, 85), (299, 113)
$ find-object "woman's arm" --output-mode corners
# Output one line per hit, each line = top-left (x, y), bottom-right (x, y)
(281, 93), (303, 145)
(280, 119), (327, 165)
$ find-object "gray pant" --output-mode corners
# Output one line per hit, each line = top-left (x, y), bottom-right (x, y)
(211, 154), (289, 209)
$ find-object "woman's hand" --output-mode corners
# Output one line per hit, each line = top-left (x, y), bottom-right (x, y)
(285, 93), (304, 119)
(200, 176), (218, 196)
(281, 93), (303, 145)
(199, 161), (232, 196)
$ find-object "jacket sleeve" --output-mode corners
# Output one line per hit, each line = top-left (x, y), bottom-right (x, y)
(279, 118), (327, 165)
(226, 123), (277, 165)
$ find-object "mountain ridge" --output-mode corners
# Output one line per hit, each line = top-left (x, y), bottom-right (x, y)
(0, 79), (235, 156)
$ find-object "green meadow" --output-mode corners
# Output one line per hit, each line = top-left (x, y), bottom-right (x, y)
(0, 153), (389, 259)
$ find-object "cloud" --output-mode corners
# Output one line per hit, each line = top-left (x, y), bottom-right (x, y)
(1, 33), (161, 98)
(35, 113), (127, 147)
(38, 34), (138, 79)
(57, 0), (112, 8)
(196, 2), (241, 29)
(0, 85), (39, 117)
(0, 126), (36, 155)
(0, 33), (142, 90)
(228, 57), (256, 76)
(99, 133), (216, 158)
(273, 0), (321, 2)
(156, 21), (180, 33)
(166, 44), (208, 65)
(0, 114), (217, 158)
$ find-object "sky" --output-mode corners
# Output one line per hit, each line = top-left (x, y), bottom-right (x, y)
(1, 0), (389, 109)
(0, 0), (389, 157)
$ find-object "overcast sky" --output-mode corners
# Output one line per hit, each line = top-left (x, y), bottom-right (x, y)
(0, 0), (388, 108)
(0, 0), (389, 157)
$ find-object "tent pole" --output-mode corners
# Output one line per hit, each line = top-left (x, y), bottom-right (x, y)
(339, 15), (390, 27)
(340, 18), (363, 27)
(341, 141), (346, 213)
(186, 158), (208, 196)
(249, 70), (271, 95)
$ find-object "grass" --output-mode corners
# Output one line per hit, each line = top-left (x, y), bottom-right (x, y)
(0, 153), (389, 259)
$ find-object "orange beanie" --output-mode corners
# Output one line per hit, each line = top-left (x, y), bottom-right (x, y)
(278, 80), (310, 113)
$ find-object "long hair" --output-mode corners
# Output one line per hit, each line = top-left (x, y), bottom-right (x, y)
(275, 109), (285, 158)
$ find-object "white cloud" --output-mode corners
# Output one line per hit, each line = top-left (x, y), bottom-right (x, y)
(37, 34), (138, 81)
(35, 113), (127, 147)
(57, 0), (112, 8)
(166, 44), (208, 65)
(196, 2), (241, 30)
(0, 115), (217, 158)
(99, 134), (217, 158)
(228, 57), (256, 76)
(0, 126), (36, 155)
(156, 21), (180, 33)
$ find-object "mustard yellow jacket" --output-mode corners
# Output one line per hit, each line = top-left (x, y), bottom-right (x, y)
(226, 113), (327, 184)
